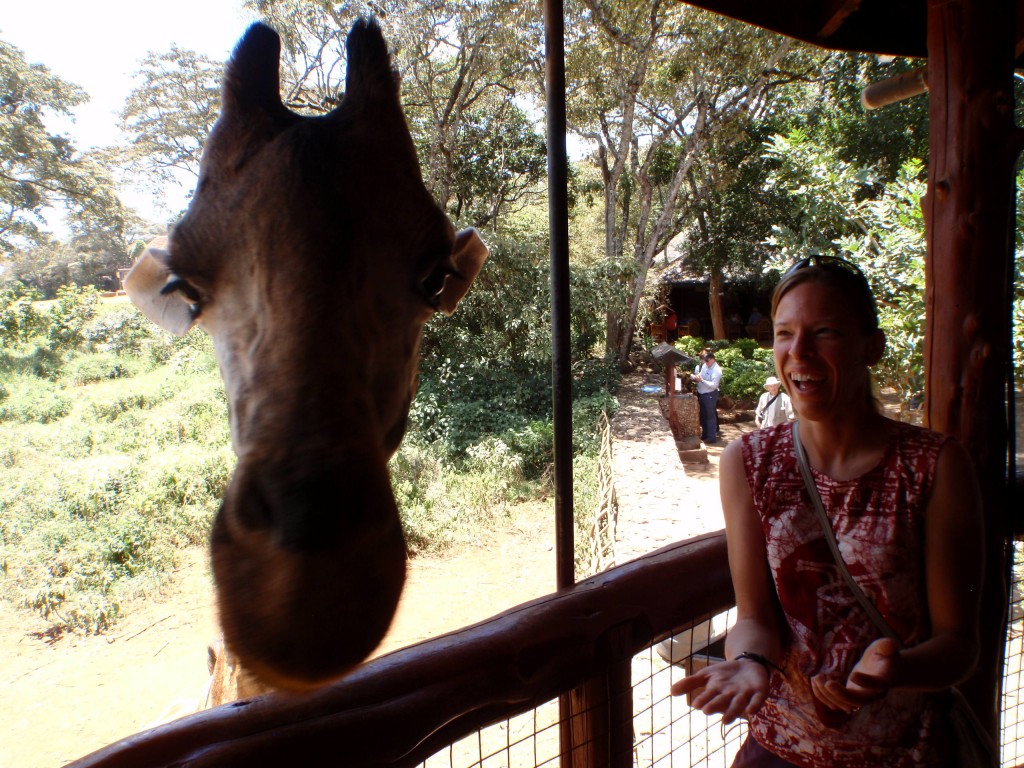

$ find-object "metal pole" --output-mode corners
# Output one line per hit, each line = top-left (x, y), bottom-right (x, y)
(541, 0), (594, 762)
(543, 0), (574, 593)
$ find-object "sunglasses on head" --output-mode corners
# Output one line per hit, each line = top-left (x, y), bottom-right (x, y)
(784, 254), (866, 281)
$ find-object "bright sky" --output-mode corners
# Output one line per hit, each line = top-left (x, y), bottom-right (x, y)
(2, 0), (257, 224)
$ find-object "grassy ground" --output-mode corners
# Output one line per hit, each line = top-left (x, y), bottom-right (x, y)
(0, 295), (576, 637)
(1, 317), (232, 634)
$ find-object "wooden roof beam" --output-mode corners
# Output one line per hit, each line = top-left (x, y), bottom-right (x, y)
(816, 0), (864, 38)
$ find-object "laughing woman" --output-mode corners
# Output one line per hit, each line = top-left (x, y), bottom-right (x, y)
(671, 256), (984, 767)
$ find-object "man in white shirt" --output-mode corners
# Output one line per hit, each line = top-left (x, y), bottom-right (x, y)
(755, 375), (795, 429)
(690, 351), (723, 444)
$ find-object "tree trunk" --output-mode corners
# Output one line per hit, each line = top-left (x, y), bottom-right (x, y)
(606, 310), (624, 366)
(923, 0), (1014, 738)
(708, 267), (726, 340)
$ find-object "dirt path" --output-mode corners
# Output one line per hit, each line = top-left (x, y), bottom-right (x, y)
(0, 501), (559, 768)
(0, 377), (744, 768)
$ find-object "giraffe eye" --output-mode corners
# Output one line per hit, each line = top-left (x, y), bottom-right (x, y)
(419, 263), (460, 309)
(161, 275), (203, 317)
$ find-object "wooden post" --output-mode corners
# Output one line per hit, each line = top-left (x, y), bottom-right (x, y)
(561, 661), (633, 768)
(923, 0), (1015, 737)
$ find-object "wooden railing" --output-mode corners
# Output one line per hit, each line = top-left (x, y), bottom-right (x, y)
(68, 532), (733, 768)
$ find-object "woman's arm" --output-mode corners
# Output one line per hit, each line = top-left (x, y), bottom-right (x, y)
(671, 441), (784, 722)
(895, 438), (983, 687)
(719, 441), (783, 662)
(812, 439), (983, 711)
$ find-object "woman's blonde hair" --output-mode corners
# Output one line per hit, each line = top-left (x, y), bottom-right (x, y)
(770, 257), (879, 334)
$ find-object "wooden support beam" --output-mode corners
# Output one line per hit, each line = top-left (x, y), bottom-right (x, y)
(923, 0), (1016, 740)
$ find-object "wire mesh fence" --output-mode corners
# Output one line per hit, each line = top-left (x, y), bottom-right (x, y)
(418, 610), (744, 768)
(1001, 540), (1024, 767)
(633, 610), (744, 767)
(412, 575), (1024, 768)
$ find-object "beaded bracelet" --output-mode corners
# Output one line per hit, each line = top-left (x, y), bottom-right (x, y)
(733, 651), (784, 674)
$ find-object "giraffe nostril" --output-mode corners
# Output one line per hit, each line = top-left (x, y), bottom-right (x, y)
(228, 455), (386, 550)
(255, 472), (343, 550)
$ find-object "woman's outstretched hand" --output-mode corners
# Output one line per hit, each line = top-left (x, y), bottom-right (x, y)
(811, 637), (899, 713)
(670, 659), (770, 724)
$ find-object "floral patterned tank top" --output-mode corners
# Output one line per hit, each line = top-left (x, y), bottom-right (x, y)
(740, 420), (951, 767)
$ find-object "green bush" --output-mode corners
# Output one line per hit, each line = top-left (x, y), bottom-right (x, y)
(572, 451), (601, 579)
(389, 438), (526, 555)
(85, 307), (155, 355)
(674, 336), (707, 360)
(711, 346), (745, 369)
(720, 354), (775, 402)
(390, 442), (446, 552)
(0, 283), (42, 347)
(47, 285), (100, 353)
(28, 347), (64, 380)
(413, 235), (620, 466)
(63, 352), (142, 386)
(730, 337), (760, 359)
(4, 441), (228, 633)
(499, 420), (555, 478)
(0, 323), (232, 634)
(88, 391), (158, 422)
(0, 377), (72, 423)
(165, 329), (219, 374)
(572, 391), (618, 453)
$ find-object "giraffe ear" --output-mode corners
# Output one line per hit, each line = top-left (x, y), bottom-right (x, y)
(436, 228), (488, 316)
(123, 247), (199, 336)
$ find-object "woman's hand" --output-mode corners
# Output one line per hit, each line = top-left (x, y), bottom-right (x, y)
(670, 659), (770, 724)
(810, 637), (899, 713)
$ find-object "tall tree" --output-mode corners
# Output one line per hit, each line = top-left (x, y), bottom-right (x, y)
(564, 1), (809, 362)
(247, 0), (546, 230)
(117, 46), (224, 198)
(0, 38), (127, 253)
(763, 128), (931, 404)
(665, 51), (927, 342)
(802, 52), (929, 183)
(676, 122), (804, 338)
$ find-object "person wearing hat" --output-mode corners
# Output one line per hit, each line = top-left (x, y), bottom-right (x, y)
(690, 350), (723, 443)
(755, 375), (795, 429)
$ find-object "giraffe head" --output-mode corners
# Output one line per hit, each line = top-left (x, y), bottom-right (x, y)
(124, 19), (487, 690)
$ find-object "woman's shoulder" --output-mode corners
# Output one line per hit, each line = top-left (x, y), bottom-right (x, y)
(888, 418), (954, 452)
(883, 419), (957, 483)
